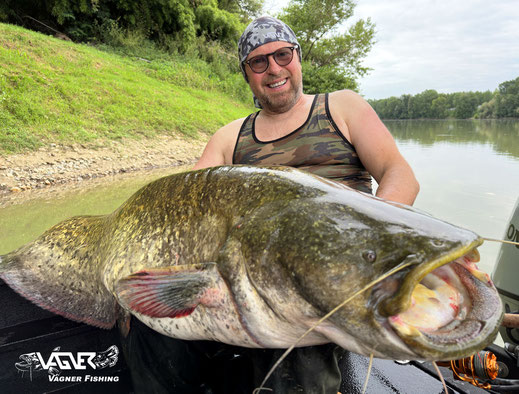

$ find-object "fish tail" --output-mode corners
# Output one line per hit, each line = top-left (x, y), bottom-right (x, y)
(0, 216), (118, 329)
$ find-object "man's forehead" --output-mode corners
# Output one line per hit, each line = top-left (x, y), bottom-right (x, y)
(247, 41), (292, 59)
(238, 16), (299, 62)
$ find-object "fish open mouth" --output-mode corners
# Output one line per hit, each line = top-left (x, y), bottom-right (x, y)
(376, 244), (503, 358)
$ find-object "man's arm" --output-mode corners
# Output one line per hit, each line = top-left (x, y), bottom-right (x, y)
(329, 90), (420, 205)
(193, 118), (244, 170)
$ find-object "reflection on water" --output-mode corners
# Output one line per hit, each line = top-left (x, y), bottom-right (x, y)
(385, 119), (519, 159)
(384, 119), (519, 274)
(1, 120), (519, 277)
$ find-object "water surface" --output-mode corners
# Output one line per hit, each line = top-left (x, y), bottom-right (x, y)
(385, 119), (519, 274)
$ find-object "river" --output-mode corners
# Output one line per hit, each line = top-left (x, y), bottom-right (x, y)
(385, 119), (519, 275)
(1, 119), (519, 278)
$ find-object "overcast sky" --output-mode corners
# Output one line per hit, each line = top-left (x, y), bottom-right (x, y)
(263, 0), (519, 99)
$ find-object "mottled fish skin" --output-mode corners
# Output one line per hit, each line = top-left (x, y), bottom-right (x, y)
(0, 215), (116, 328)
(0, 166), (503, 361)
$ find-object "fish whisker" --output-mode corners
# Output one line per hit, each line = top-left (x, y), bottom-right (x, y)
(432, 361), (448, 393)
(482, 237), (519, 246)
(254, 260), (417, 392)
(252, 387), (273, 394)
(362, 354), (374, 394)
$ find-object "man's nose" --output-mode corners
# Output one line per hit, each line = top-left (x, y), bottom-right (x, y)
(267, 55), (283, 74)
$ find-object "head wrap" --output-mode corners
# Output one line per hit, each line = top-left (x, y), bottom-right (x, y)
(238, 16), (301, 83)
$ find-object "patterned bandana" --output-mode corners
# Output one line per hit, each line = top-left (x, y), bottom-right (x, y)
(238, 16), (301, 108)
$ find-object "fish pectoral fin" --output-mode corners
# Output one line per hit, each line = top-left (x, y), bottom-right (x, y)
(115, 263), (222, 318)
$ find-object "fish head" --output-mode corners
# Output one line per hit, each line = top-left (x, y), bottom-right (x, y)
(272, 188), (502, 361)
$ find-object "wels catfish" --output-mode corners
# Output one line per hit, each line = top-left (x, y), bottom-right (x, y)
(0, 166), (503, 361)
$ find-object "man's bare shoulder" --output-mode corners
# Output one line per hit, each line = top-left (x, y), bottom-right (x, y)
(329, 89), (368, 109)
(193, 117), (248, 168)
(212, 117), (247, 142)
(211, 117), (248, 155)
(329, 90), (375, 121)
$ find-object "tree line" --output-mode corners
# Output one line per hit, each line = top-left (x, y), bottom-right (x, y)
(369, 77), (519, 119)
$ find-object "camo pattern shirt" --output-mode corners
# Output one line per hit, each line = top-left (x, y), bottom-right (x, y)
(232, 94), (373, 193)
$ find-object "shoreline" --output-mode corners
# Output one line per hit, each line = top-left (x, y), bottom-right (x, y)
(0, 135), (208, 197)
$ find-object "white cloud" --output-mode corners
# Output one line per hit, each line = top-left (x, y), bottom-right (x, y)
(353, 0), (519, 98)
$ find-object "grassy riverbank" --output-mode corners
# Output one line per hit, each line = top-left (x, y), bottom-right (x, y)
(0, 23), (254, 154)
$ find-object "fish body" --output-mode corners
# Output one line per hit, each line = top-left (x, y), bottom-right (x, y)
(0, 166), (503, 360)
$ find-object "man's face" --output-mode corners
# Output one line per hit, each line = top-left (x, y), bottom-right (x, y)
(244, 41), (303, 114)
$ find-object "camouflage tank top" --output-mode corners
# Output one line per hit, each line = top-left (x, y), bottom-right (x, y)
(232, 94), (372, 193)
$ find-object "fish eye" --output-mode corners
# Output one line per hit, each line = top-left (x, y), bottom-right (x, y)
(431, 240), (444, 247)
(362, 250), (377, 263)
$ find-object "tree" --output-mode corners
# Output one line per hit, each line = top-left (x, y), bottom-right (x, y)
(476, 99), (496, 119)
(407, 90), (438, 118)
(0, 0), (198, 46)
(430, 95), (448, 118)
(217, 0), (263, 21)
(302, 62), (356, 94)
(368, 82), (517, 119)
(494, 77), (519, 118)
(278, 0), (375, 93)
(386, 96), (407, 119)
(195, 0), (244, 47)
(452, 92), (479, 119)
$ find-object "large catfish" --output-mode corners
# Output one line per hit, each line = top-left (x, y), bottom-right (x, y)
(0, 166), (503, 360)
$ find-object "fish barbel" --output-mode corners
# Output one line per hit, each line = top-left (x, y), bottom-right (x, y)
(0, 166), (503, 360)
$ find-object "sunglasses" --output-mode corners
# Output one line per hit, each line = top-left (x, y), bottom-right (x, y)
(244, 45), (299, 74)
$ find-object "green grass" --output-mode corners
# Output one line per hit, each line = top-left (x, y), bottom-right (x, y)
(0, 23), (254, 154)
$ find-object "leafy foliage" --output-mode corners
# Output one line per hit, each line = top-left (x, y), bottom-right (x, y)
(492, 77), (519, 118)
(302, 62), (356, 94)
(368, 86), (518, 120)
(278, 0), (375, 93)
(0, 0), (251, 51)
(218, 0), (263, 21)
(195, 0), (244, 47)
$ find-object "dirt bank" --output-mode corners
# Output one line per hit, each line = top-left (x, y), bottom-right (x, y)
(0, 134), (208, 197)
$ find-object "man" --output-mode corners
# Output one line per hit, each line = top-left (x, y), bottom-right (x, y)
(194, 16), (419, 206)
(122, 16), (419, 394)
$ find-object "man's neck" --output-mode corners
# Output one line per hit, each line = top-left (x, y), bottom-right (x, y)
(259, 93), (311, 121)
(254, 94), (314, 141)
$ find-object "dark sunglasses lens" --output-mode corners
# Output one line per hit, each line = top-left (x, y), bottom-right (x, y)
(249, 56), (268, 73)
(274, 48), (293, 65)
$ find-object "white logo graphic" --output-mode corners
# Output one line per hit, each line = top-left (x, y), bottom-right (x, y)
(16, 345), (119, 382)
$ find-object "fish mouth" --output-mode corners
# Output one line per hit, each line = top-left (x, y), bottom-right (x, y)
(375, 240), (503, 359)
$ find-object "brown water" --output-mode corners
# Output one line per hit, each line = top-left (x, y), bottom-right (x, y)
(0, 166), (189, 255)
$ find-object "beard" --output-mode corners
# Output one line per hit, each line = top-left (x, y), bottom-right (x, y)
(253, 76), (303, 114)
